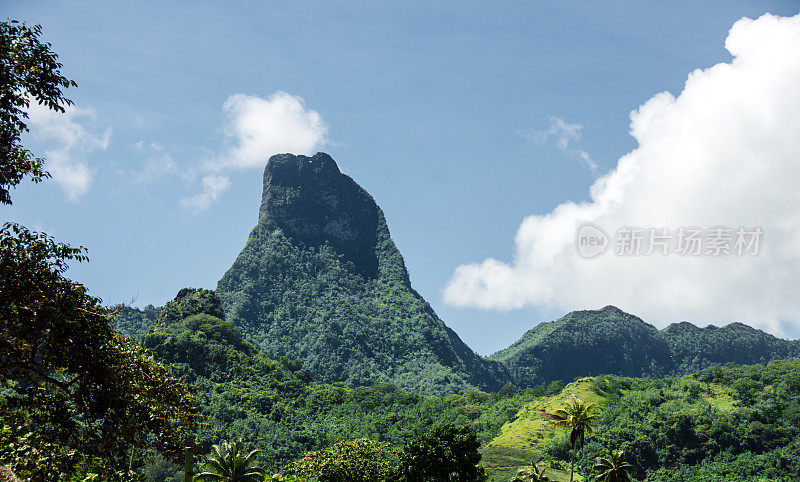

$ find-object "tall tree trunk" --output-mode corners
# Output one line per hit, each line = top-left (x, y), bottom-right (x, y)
(570, 443), (577, 482)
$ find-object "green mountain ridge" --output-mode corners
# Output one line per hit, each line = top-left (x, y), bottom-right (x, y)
(492, 305), (800, 388)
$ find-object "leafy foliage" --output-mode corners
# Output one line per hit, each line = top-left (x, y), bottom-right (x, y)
(592, 449), (634, 482)
(551, 397), (601, 482)
(0, 20), (76, 205)
(397, 424), (487, 481)
(0, 223), (200, 479)
(113, 303), (159, 339)
(510, 464), (552, 482)
(194, 439), (266, 482)
(156, 288), (225, 329)
(285, 438), (397, 482)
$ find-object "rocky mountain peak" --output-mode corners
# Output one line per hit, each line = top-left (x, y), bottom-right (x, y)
(259, 152), (381, 277)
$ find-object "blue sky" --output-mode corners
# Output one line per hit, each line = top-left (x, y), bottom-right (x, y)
(6, 1), (800, 354)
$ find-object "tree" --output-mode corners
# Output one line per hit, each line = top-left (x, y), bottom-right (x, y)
(551, 396), (602, 482)
(285, 438), (397, 482)
(593, 449), (635, 482)
(194, 440), (266, 482)
(0, 223), (201, 479)
(0, 20), (200, 479)
(510, 463), (552, 482)
(397, 424), (487, 482)
(156, 288), (225, 329)
(1, 20), (76, 205)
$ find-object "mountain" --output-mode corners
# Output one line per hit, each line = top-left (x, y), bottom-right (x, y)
(489, 306), (673, 387)
(216, 152), (507, 395)
(492, 305), (800, 387)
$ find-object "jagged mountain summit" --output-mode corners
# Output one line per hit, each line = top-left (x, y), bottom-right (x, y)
(216, 152), (507, 395)
(491, 305), (800, 388)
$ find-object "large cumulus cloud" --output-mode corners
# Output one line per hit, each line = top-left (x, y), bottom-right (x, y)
(444, 13), (800, 335)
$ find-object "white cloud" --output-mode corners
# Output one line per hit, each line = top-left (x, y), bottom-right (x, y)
(445, 13), (800, 335)
(180, 91), (328, 210)
(26, 102), (111, 200)
(218, 91), (328, 169)
(522, 117), (597, 170)
(180, 175), (231, 211)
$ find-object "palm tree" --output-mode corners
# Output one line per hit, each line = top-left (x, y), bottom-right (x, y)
(510, 463), (552, 481)
(194, 439), (266, 482)
(551, 396), (602, 482)
(593, 449), (635, 482)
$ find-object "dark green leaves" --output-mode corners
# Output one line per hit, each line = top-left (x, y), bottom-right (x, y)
(0, 222), (201, 479)
(1, 20), (77, 204)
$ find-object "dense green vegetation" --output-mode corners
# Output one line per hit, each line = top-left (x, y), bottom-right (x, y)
(483, 362), (800, 481)
(136, 307), (560, 479)
(194, 439), (266, 481)
(283, 424), (487, 482)
(492, 306), (800, 388)
(285, 438), (398, 482)
(156, 288), (225, 329)
(491, 307), (672, 388)
(216, 153), (507, 396)
(662, 321), (800, 373)
(132, 295), (800, 481)
(113, 303), (159, 339)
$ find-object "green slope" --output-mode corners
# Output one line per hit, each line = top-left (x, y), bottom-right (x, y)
(136, 300), (544, 477)
(487, 378), (604, 453)
(484, 363), (800, 481)
(216, 152), (507, 395)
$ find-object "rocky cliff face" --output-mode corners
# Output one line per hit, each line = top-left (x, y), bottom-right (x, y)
(259, 153), (380, 277)
(217, 152), (507, 395)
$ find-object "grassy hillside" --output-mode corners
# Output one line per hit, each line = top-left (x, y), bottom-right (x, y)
(483, 363), (800, 481)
